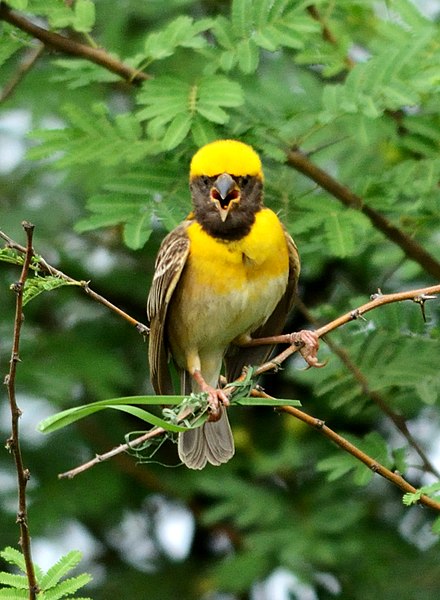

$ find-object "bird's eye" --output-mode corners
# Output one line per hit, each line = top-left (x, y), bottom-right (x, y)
(201, 176), (210, 187)
(241, 176), (249, 186)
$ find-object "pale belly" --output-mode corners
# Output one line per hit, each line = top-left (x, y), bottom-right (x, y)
(168, 266), (288, 369)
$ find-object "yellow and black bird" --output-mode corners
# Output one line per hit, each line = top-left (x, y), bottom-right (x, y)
(147, 139), (302, 469)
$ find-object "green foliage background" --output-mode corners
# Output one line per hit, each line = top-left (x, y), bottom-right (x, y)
(1, 0), (440, 598)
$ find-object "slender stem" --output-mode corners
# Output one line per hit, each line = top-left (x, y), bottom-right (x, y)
(286, 148), (440, 280)
(277, 402), (440, 513)
(59, 404), (196, 479)
(255, 284), (440, 376)
(58, 285), (440, 496)
(295, 298), (440, 478)
(0, 3), (149, 84)
(306, 5), (355, 68)
(59, 426), (165, 480)
(4, 222), (39, 599)
(0, 229), (149, 335)
(0, 43), (45, 103)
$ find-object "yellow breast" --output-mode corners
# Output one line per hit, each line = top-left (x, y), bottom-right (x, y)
(186, 208), (289, 295)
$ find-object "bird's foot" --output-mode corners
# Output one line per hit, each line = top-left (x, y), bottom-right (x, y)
(289, 330), (325, 368)
(193, 370), (230, 421)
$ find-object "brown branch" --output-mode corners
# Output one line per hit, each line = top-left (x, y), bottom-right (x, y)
(306, 5), (355, 68)
(59, 426), (165, 480)
(256, 284), (440, 375)
(295, 298), (440, 478)
(286, 148), (440, 280)
(59, 404), (196, 480)
(57, 284), (440, 482)
(276, 402), (440, 513)
(0, 229), (149, 335)
(0, 43), (45, 103)
(0, 2), (149, 85)
(4, 221), (39, 599)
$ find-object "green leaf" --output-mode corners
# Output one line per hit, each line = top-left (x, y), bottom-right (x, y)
(137, 77), (190, 122)
(252, 0), (273, 29)
(143, 15), (212, 62)
(196, 103), (229, 124)
(254, 26), (280, 52)
(0, 573), (28, 589)
(231, 0), (253, 38)
(123, 211), (153, 249)
(22, 276), (80, 306)
(213, 551), (270, 593)
(190, 116), (218, 147)
(237, 39), (259, 74)
(73, 0), (95, 33)
(0, 26), (25, 66)
(212, 16), (235, 50)
(197, 76), (244, 107)
(324, 211), (355, 258)
(317, 454), (358, 482)
(42, 573), (92, 600)
(403, 482), (440, 506)
(0, 548), (26, 571)
(162, 112), (192, 150)
(40, 551), (82, 590)
(0, 589), (28, 599)
(38, 396), (192, 434)
(6, 0), (28, 8)
(52, 59), (119, 88)
(432, 516), (440, 535)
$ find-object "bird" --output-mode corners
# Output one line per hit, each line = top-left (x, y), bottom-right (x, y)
(147, 139), (315, 469)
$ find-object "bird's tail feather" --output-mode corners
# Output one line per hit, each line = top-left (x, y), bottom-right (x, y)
(178, 369), (234, 469)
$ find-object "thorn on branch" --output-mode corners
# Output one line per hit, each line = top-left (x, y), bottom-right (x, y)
(10, 281), (23, 294)
(21, 220), (35, 233)
(270, 359), (283, 372)
(370, 288), (383, 300)
(136, 322), (150, 337)
(12, 352), (22, 364)
(350, 309), (367, 322)
(16, 511), (26, 525)
(413, 294), (436, 323)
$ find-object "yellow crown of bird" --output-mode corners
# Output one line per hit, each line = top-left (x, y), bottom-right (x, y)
(190, 139), (263, 179)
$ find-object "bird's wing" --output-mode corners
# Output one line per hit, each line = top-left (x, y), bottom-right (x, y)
(224, 228), (300, 382)
(147, 222), (190, 394)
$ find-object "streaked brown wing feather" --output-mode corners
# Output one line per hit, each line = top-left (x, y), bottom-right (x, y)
(147, 222), (190, 394)
(224, 228), (300, 382)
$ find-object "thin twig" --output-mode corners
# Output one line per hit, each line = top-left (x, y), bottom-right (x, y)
(0, 43), (45, 103)
(295, 298), (440, 479)
(306, 5), (355, 68)
(59, 426), (165, 480)
(4, 221), (39, 599)
(57, 284), (440, 484)
(0, 3), (149, 85)
(59, 404), (196, 479)
(276, 402), (440, 513)
(286, 148), (440, 280)
(0, 229), (149, 335)
(255, 284), (440, 375)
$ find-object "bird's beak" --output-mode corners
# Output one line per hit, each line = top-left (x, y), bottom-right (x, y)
(211, 173), (240, 222)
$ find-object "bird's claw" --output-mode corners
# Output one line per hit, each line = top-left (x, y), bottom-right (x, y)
(289, 330), (325, 368)
(202, 385), (230, 422)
